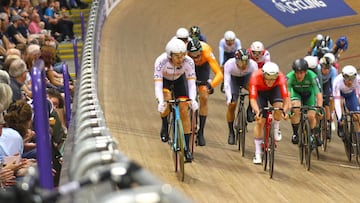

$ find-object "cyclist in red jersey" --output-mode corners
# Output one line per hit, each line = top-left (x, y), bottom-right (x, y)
(248, 62), (290, 164)
(248, 41), (270, 69)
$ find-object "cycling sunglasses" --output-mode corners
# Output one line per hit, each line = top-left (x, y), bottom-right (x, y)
(263, 73), (278, 80)
(343, 74), (356, 81)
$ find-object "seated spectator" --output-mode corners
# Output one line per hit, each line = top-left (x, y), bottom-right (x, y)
(8, 58), (28, 102)
(5, 15), (28, 46)
(0, 12), (16, 50)
(28, 11), (44, 35)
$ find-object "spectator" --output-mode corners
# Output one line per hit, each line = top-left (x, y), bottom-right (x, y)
(8, 58), (28, 102)
(0, 12), (16, 50)
(5, 14), (28, 46)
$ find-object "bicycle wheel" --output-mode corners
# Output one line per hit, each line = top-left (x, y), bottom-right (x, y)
(355, 130), (360, 167)
(343, 118), (352, 162)
(168, 112), (177, 172)
(190, 110), (196, 154)
(304, 120), (312, 171)
(239, 105), (246, 156)
(269, 122), (275, 178)
(298, 122), (304, 165)
(350, 120), (357, 163)
(234, 108), (240, 150)
(320, 117), (328, 152)
(263, 127), (269, 172)
(176, 120), (185, 181)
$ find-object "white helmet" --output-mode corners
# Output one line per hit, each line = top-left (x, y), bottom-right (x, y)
(304, 56), (318, 69)
(166, 39), (186, 58)
(323, 53), (335, 64)
(316, 34), (324, 41)
(342, 65), (357, 77)
(250, 41), (265, 52)
(224, 30), (236, 40)
(262, 62), (279, 76)
(176, 28), (189, 39)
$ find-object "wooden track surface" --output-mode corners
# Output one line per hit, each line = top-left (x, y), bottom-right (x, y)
(98, 0), (360, 202)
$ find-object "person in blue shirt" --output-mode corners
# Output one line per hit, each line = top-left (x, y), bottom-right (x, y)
(331, 36), (348, 59)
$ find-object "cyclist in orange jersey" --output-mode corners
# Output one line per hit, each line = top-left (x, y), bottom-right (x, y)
(186, 39), (223, 146)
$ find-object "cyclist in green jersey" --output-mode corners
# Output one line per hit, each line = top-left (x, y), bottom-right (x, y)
(287, 58), (323, 145)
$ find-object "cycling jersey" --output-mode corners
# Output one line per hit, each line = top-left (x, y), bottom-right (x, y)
(154, 53), (196, 103)
(286, 70), (321, 106)
(194, 41), (223, 87)
(248, 69), (289, 100)
(332, 74), (360, 121)
(224, 58), (257, 101)
(218, 38), (242, 65)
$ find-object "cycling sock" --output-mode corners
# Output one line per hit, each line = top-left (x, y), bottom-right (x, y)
(254, 138), (263, 155)
(274, 120), (280, 130)
(228, 121), (234, 133)
(199, 115), (207, 134)
(184, 133), (191, 150)
(292, 123), (300, 135)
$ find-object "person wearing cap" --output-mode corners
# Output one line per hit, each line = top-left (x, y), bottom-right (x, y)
(5, 14), (28, 45)
(0, 12), (16, 50)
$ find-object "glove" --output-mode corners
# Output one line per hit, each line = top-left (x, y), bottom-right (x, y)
(190, 100), (199, 111)
(206, 82), (214, 94)
(157, 102), (166, 113)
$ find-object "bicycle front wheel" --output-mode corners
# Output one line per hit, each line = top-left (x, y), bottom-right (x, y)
(304, 120), (312, 171)
(320, 117), (328, 152)
(239, 106), (246, 156)
(269, 122), (275, 178)
(176, 120), (185, 181)
(298, 123), (304, 165)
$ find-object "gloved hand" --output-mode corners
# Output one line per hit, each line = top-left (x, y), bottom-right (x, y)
(206, 82), (214, 94)
(190, 100), (199, 111)
(157, 102), (166, 113)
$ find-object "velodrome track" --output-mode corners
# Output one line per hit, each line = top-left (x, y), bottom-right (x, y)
(97, 1), (360, 202)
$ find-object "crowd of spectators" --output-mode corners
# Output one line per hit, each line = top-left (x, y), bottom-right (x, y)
(0, 0), (81, 188)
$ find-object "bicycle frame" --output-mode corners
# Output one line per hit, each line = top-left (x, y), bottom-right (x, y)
(342, 110), (360, 166)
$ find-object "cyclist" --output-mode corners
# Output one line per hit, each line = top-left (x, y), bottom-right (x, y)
(249, 62), (290, 164)
(332, 65), (360, 139)
(223, 48), (257, 145)
(318, 54), (337, 139)
(286, 59), (323, 145)
(331, 36), (348, 59)
(219, 30), (242, 93)
(307, 34), (324, 55)
(154, 38), (199, 162)
(173, 27), (191, 44)
(248, 41), (270, 69)
(189, 25), (207, 42)
(186, 39), (223, 146)
(311, 38), (331, 59)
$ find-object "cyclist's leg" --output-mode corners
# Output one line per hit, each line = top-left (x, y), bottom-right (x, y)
(269, 86), (284, 141)
(180, 102), (193, 162)
(304, 91), (322, 146)
(290, 90), (302, 144)
(252, 92), (267, 164)
(227, 75), (244, 144)
(323, 81), (332, 138)
(159, 88), (172, 142)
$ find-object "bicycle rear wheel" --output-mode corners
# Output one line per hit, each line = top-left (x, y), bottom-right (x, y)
(190, 110), (196, 155)
(176, 120), (185, 181)
(304, 120), (312, 171)
(239, 106), (246, 156)
(269, 122), (275, 178)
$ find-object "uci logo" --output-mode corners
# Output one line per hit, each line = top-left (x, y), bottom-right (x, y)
(272, 0), (326, 14)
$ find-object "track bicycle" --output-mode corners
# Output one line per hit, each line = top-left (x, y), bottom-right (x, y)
(233, 87), (248, 156)
(319, 95), (333, 152)
(262, 106), (283, 179)
(166, 97), (192, 181)
(291, 106), (323, 171)
(339, 110), (360, 166)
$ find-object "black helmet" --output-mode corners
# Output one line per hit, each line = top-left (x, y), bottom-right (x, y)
(189, 26), (201, 39)
(292, 58), (308, 71)
(187, 39), (202, 52)
(234, 48), (249, 61)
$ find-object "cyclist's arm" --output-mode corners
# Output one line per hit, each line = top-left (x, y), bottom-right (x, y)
(154, 56), (164, 103)
(332, 77), (342, 121)
(185, 59), (197, 101)
(207, 53), (223, 88)
(218, 39), (225, 66)
(223, 60), (232, 101)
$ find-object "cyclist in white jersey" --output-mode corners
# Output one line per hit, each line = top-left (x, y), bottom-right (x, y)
(332, 65), (360, 139)
(219, 30), (242, 93)
(154, 38), (199, 162)
(224, 48), (257, 144)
